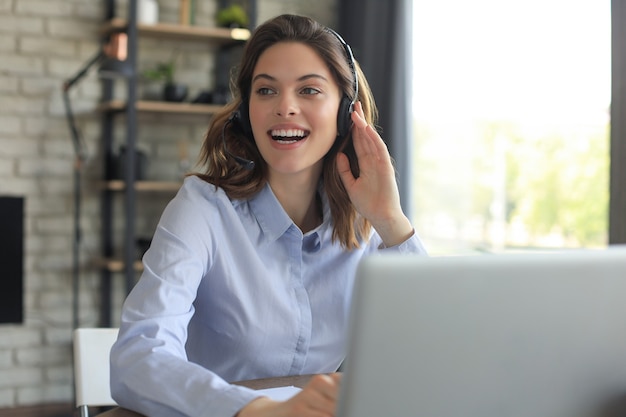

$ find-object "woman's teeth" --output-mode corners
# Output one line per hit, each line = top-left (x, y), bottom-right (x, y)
(270, 129), (308, 144)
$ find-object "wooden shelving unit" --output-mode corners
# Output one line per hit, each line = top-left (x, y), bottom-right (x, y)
(98, 0), (253, 326)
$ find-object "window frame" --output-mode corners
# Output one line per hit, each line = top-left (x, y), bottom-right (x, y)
(610, 0), (626, 244)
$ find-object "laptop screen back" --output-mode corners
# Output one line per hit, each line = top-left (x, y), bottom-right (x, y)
(337, 248), (626, 417)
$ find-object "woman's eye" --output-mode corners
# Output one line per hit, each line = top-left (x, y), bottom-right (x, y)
(256, 87), (275, 96)
(301, 87), (321, 95)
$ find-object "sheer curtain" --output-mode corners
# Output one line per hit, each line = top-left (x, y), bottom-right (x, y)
(338, 0), (414, 216)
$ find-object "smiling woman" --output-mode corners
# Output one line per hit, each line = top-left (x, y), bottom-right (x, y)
(411, 0), (611, 254)
(108, 14), (426, 417)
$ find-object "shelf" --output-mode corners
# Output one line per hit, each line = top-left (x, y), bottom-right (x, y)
(104, 180), (182, 192)
(101, 18), (250, 42)
(97, 258), (144, 273)
(99, 99), (223, 115)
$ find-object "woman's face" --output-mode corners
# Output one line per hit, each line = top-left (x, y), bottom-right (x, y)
(248, 41), (342, 179)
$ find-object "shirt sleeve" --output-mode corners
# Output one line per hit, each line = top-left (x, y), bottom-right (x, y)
(375, 229), (428, 255)
(109, 186), (262, 417)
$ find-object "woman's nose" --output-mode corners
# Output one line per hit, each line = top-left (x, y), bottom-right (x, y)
(275, 94), (298, 116)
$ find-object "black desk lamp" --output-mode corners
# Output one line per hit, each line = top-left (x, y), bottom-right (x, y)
(62, 33), (132, 330)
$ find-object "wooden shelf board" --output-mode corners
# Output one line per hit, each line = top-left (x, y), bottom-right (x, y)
(99, 99), (223, 115)
(101, 18), (250, 42)
(104, 180), (182, 192)
(98, 258), (144, 272)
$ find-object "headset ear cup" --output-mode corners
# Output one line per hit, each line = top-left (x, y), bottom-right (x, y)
(336, 95), (353, 138)
(236, 100), (252, 138)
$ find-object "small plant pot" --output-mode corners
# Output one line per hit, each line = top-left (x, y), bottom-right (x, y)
(140, 81), (162, 101)
(163, 83), (188, 102)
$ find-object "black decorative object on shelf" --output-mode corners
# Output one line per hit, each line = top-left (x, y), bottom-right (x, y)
(164, 83), (188, 102)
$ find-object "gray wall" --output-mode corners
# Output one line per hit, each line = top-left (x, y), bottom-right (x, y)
(0, 0), (335, 408)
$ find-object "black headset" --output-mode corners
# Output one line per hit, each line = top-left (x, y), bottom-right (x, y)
(223, 27), (359, 170)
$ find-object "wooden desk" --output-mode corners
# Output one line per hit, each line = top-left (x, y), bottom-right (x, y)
(96, 374), (314, 417)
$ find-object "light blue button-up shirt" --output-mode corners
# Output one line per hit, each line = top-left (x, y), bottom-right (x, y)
(110, 175), (426, 417)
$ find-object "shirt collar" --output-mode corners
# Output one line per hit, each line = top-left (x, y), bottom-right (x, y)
(247, 182), (332, 243)
(248, 183), (294, 242)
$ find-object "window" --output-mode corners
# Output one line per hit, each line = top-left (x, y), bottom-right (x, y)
(411, 0), (611, 255)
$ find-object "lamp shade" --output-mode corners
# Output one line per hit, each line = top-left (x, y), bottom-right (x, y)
(98, 32), (133, 79)
(99, 58), (134, 79)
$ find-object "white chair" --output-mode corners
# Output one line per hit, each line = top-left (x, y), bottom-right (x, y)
(73, 328), (119, 417)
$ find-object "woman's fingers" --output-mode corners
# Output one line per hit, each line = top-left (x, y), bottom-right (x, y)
(350, 102), (374, 157)
(337, 101), (413, 244)
(336, 151), (356, 189)
(287, 374), (340, 416)
(237, 374), (342, 417)
(307, 373), (341, 401)
(350, 102), (390, 163)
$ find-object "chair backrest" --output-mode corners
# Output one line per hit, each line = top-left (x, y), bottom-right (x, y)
(73, 328), (119, 416)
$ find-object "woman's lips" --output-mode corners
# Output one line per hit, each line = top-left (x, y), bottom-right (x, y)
(269, 128), (310, 144)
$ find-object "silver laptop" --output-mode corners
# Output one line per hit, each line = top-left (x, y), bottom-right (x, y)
(337, 247), (626, 417)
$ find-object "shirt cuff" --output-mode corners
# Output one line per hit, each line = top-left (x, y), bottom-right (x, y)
(378, 229), (428, 255)
(201, 384), (264, 417)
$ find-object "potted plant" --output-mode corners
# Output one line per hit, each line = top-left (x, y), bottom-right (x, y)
(142, 54), (188, 102)
(215, 4), (249, 28)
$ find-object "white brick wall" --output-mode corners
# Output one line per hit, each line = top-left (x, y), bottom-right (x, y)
(0, 0), (336, 410)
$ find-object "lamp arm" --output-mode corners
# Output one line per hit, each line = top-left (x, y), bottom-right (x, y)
(61, 50), (105, 162)
(61, 50), (104, 332)
(62, 50), (105, 92)
(62, 88), (88, 164)
(63, 33), (127, 331)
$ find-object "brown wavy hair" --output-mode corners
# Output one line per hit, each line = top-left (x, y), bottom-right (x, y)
(194, 14), (378, 249)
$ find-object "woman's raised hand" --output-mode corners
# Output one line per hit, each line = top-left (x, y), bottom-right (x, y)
(336, 102), (414, 247)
